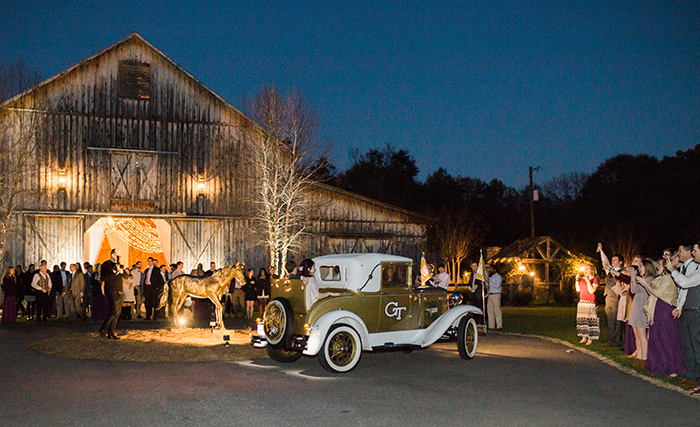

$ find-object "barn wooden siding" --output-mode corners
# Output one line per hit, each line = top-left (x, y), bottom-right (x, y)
(306, 184), (427, 262)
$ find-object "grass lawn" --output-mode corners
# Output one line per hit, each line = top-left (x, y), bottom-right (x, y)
(500, 306), (678, 383)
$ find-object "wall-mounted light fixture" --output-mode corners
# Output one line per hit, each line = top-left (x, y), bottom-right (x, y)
(58, 169), (67, 187)
(198, 177), (205, 195)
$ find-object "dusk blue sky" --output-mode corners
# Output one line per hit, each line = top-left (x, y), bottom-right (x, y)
(2, 1), (699, 189)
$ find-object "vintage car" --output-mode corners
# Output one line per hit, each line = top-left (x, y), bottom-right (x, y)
(251, 253), (481, 373)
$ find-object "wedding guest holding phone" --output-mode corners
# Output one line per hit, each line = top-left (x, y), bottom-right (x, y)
(575, 264), (600, 345)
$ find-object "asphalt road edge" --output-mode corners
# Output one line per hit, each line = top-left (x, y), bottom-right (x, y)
(500, 332), (700, 401)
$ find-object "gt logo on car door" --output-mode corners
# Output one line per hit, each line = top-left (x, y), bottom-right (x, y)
(385, 301), (407, 320)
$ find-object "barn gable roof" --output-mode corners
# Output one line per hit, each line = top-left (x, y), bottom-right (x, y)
(0, 32), (250, 126)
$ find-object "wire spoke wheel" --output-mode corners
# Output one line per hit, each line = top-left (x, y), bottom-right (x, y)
(328, 331), (356, 366)
(263, 298), (294, 348)
(457, 316), (478, 360)
(319, 325), (362, 373)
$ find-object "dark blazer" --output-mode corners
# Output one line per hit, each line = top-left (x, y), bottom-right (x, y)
(145, 266), (165, 287)
(50, 270), (63, 293)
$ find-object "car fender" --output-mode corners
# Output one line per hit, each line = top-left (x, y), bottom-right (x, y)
(304, 310), (372, 356)
(414, 304), (482, 348)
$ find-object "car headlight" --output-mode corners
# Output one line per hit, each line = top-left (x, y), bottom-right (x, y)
(448, 291), (463, 308)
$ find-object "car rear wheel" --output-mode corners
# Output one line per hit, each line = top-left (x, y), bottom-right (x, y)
(457, 316), (478, 360)
(267, 346), (303, 363)
(318, 324), (362, 373)
(264, 297), (294, 348)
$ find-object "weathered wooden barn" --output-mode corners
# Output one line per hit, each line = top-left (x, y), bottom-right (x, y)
(0, 33), (427, 271)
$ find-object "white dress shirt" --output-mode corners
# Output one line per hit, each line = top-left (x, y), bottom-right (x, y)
(488, 273), (503, 294)
(436, 272), (450, 290)
(674, 259), (699, 310)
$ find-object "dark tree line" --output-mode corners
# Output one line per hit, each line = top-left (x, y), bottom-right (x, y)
(329, 144), (700, 260)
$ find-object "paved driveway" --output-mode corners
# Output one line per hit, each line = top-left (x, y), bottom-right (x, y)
(0, 324), (697, 426)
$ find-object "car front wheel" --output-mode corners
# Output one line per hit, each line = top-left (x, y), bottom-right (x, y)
(318, 324), (362, 373)
(457, 316), (478, 360)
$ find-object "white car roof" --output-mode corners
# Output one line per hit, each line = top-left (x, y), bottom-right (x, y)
(312, 253), (414, 292)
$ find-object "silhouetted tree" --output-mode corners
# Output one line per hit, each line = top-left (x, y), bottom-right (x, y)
(338, 145), (420, 210)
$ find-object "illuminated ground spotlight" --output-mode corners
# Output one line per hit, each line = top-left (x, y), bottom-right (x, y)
(178, 317), (187, 326)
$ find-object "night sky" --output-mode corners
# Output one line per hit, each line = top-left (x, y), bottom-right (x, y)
(2, 1), (699, 188)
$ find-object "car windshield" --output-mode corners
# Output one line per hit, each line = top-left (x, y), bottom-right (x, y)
(381, 263), (410, 288)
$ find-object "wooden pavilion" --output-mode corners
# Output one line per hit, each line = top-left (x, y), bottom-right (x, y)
(488, 236), (582, 300)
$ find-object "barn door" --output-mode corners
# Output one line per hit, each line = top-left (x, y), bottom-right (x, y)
(25, 215), (84, 266)
(170, 219), (224, 272)
(111, 152), (158, 201)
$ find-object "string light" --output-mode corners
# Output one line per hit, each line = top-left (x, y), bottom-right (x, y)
(106, 217), (163, 253)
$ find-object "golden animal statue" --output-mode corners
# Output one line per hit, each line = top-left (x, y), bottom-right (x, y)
(158, 263), (246, 328)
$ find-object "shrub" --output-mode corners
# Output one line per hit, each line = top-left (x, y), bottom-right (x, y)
(511, 290), (534, 306)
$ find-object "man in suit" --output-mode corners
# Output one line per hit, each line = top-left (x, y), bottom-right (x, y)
(143, 257), (163, 320)
(667, 243), (700, 395)
(100, 249), (128, 339)
(65, 263), (86, 321)
(130, 261), (143, 319)
(204, 262), (216, 278)
(49, 265), (64, 318)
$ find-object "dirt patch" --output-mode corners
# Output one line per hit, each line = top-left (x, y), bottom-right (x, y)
(26, 328), (267, 362)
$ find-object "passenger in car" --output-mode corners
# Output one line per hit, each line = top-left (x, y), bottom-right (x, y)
(300, 259), (339, 309)
(286, 261), (300, 279)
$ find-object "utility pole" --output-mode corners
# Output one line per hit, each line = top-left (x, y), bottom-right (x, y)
(529, 166), (540, 238)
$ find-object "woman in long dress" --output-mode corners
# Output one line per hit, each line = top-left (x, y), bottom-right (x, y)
(575, 265), (600, 345)
(2, 267), (18, 324)
(643, 260), (685, 376)
(627, 258), (654, 369)
(91, 263), (108, 321)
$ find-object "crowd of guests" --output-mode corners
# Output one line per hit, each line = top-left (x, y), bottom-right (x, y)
(0, 257), (277, 325)
(576, 242), (700, 395)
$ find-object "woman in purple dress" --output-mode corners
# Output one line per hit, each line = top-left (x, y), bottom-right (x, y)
(643, 260), (685, 377)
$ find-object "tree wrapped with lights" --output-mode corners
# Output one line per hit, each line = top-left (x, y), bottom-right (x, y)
(243, 85), (328, 274)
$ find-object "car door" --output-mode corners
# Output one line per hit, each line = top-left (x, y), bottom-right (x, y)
(378, 262), (417, 332)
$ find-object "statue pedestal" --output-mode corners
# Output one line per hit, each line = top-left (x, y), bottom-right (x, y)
(192, 298), (213, 328)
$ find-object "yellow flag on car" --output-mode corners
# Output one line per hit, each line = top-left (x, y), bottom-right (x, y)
(475, 253), (486, 282)
(420, 254), (431, 284)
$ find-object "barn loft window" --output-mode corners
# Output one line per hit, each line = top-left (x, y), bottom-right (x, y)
(118, 61), (151, 100)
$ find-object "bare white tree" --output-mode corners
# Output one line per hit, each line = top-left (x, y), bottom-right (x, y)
(0, 62), (45, 266)
(242, 85), (328, 273)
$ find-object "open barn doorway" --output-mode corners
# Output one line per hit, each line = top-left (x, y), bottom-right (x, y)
(84, 217), (171, 268)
